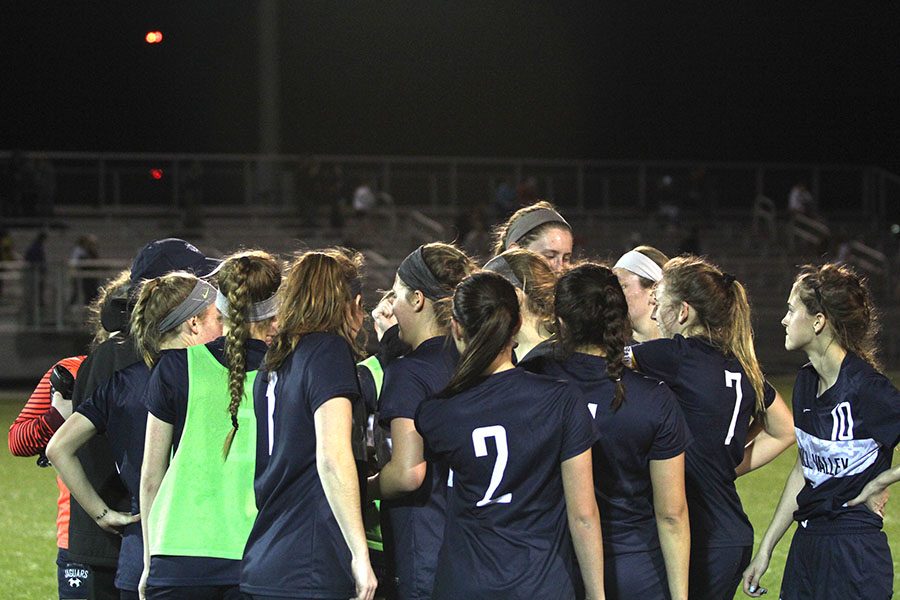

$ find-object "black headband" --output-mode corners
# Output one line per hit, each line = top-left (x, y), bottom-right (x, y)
(397, 246), (452, 301)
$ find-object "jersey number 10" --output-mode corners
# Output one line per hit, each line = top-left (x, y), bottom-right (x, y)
(472, 426), (512, 507)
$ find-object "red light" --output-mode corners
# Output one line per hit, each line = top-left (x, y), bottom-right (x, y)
(145, 31), (163, 44)
(150, 168), (164, 180)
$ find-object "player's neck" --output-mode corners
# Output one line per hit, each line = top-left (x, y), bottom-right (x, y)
(807, 337), (847, 394)
(514, 314), (549, 360)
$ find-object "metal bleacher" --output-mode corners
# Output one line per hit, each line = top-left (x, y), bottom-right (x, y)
(1, 151), (898, 380)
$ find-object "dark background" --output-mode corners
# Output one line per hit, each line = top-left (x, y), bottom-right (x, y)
(2, 2), (898, 167)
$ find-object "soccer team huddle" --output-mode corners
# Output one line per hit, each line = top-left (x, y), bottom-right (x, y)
(11, 201), (899, 600)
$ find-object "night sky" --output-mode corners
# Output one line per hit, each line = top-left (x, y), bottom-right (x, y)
(3, 2), (899, 167)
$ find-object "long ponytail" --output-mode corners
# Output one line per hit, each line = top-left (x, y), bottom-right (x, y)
(219, 251), (282, 458)
(663, 256), (766, 416)
(727, 280), (766, 416)
(555, 263), (630, 410)
(439, 272), (519, 398)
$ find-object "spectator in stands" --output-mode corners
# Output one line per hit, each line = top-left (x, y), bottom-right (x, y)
(23, 230), (47, 324)
(462, 208), (492, 261)
(678, 226), (703, 256)
(0, 227), (15, 299)
(70, 234), (101, 306)
(516, 176), (539, 207)
(788, 180), (815, 218)
(491, 177), (517, 219)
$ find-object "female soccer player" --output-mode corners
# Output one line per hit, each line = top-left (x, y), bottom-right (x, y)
(240, 249), (376, 600)
(48, 272), (222, 600)
(525, 263), (691, 600)
(368, 242), (475, 600)
(627, 256), (795, 600)
(415, 271), (604, 599)
(742, 264), (899, 599)
(491, 201), (573, 272)
(613, 245), (668, 342)
(139, 251), (281, 600)
(482, 248), (556, 365)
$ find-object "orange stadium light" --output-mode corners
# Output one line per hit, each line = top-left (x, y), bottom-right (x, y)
(145, 31), (164, 44)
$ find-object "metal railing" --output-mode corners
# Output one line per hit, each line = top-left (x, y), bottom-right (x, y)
(1, 151), (896, 218)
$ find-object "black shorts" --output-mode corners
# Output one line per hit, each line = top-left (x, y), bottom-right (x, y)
(604, 548), (671, 600)
(56, 548), (120, 600)
(781, 528), (893, 600)
(688, 545), (751, 600)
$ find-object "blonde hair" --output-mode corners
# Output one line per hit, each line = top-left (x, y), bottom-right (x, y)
(219, 250), (282, 458)
(130, 272), (202, 368)
(491, 200), (571, 255)
(265, 248), (364, 372)
(663, 256), (766, 416)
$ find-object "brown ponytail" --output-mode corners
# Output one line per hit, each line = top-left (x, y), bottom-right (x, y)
(555, 263), (630, 410)
(794, 263), (881, 371)
(130, 272), (201, 368)
(439, 272), (520, 398)
(219, 250), (282, 459)
(663, 256), (766, 416)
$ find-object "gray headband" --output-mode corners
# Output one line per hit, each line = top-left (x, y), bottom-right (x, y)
(504, 208), (570, 249)
(483, 255), (524, 290)
(157, 280), (217, 333)
(397, 246), (452, 301)
(215, 290), (279, 323)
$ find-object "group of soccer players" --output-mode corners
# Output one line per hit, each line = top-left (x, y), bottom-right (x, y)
(9, 200), (900, 600)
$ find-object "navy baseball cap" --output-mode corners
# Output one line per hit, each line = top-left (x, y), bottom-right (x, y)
(129, 238), (222, 286)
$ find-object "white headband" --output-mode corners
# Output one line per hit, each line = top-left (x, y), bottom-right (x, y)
(215, 290), (279, 322)
(614, 250), (663, 283)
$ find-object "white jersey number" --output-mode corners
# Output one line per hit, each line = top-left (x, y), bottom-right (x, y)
(266, 372), (278, 456)
(724, 371), (743, 446)
(831, 401), (855, 441)
(471, 426), (512, 507)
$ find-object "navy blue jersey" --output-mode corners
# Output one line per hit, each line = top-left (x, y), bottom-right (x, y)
(76, 360), (150, 591)
(629, 335), (776, 548)
(143, 337), (266, 587)
(416, 368), (596, 600)
(792, 353), (900, 531)
(377, 336), (458, 600)
(529, 353), (691, 555)
(240, 332), (361, 598)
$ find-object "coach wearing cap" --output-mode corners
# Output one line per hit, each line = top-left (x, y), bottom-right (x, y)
(67, 239), (220, 600)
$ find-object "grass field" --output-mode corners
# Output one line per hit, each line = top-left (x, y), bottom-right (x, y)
(1, 378), (897, 599)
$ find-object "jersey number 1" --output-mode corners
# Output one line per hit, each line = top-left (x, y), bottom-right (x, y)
(472, 426), (512, 507)
(724, 371), (742, 446)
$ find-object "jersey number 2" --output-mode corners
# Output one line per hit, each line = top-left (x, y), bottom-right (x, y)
(724, 371), (743, 446)
(472, 426), (512, 507)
